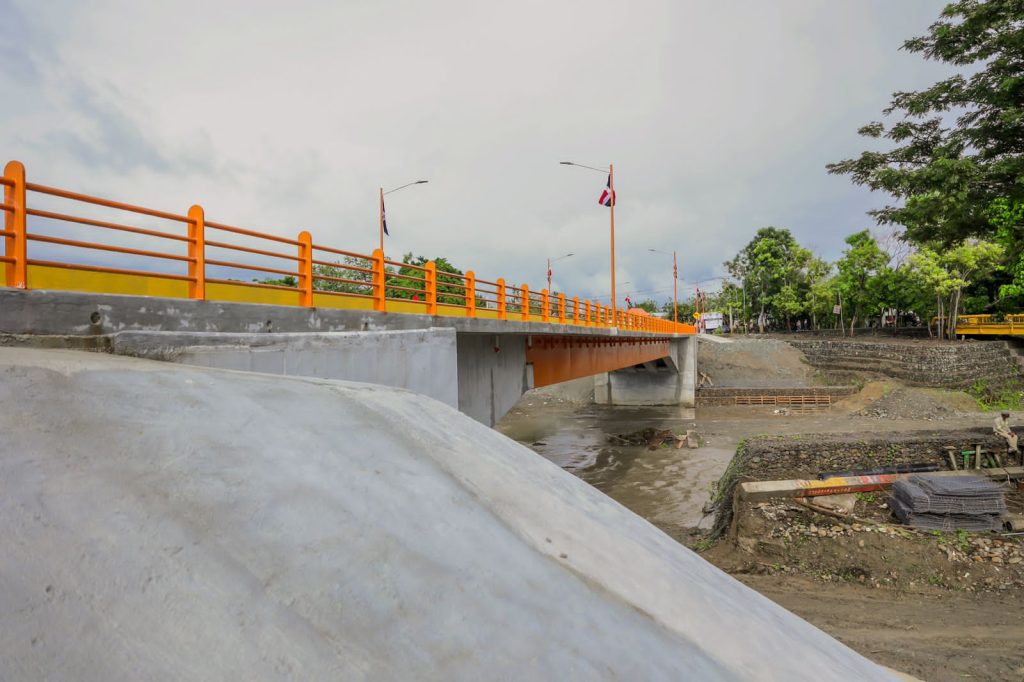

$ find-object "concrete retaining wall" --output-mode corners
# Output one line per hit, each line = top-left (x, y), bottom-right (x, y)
(110, 328), (459, 409)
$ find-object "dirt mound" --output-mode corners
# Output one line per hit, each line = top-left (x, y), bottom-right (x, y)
(698, 338), (819, 387)
(849, 385), (980, 421)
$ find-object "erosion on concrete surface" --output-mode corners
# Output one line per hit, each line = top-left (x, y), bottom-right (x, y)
(0, 348), (897, 681)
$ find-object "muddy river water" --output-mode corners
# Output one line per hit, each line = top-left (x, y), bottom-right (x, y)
(496, 391), (739, 534)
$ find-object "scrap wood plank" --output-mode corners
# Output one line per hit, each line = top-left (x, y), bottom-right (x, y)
(736, 467), (1024, 502)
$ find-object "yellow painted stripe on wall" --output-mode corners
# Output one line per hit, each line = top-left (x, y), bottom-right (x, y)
(313, 293), (375, 310)
(206, 282), (299, 306)
(28, 265), (189, 298)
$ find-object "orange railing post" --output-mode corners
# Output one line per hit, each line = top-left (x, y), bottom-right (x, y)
(465, 270), (476, 318)
(4, 160), (27, 288)
(558, 293), (566, 324)
(372, 248), (387, 312)
(187, 205), (205, 300)
(424, 260), (437, 315)
(298, 231), (313, 307)
(541, 288), (550, 323)
(497, 277), (506, 320)
(521, 284), (530, 321)
(572, 296), (580, 325)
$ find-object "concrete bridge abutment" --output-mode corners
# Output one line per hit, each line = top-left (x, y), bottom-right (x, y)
(593, 336), (696, 407)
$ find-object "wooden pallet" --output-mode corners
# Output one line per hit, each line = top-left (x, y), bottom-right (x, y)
(734, 395), (832, 406)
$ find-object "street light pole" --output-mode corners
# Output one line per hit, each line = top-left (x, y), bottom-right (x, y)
(609, 163), (616, 318)
(379, 180), (429, 255)
(546, 252), (574, 291)
(560, 161), (616, 317)
(648, 248), (679, 324)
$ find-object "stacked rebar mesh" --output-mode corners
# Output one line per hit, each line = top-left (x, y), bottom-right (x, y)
(888, 475), (1006, 531)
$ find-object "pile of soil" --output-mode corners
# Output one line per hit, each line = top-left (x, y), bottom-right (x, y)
(854, 386), (978, 421)
(697, 338), (820, 388)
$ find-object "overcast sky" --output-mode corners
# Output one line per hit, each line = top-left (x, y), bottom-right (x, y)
(1, 0), (954, 305)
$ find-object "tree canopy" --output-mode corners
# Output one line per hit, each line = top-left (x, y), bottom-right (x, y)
(827, 0), (1024, 247)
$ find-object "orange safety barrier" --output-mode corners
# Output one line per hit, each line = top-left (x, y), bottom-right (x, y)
(1, 159), (696, 334)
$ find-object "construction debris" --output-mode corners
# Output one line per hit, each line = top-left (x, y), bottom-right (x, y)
(609, 428), (685, 450)
(889, 475), (1006, 532)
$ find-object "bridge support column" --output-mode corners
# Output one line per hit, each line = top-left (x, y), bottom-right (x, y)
(594, 336), (696, 407)
(456, 334), (531, 427)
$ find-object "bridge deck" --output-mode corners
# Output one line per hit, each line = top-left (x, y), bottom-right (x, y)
(2, 160), (694, 339)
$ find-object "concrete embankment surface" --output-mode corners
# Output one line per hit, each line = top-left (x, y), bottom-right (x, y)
(0, 348), (896, 681)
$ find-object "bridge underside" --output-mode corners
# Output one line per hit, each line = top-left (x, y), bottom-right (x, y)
(527, 336), (672, 387)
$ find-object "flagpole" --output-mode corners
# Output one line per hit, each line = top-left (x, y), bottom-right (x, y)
(378, 187), (385, 255)
(609, 163), (616, 320)
(673, 250), (678, 324)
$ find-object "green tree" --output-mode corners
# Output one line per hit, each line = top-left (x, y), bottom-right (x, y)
(725, 227), (811, 332)
(828, 0), (1024, 246)
(941, 239), (1004, 336)
(633, 299), (660, 314)
(988, 198), (1024, 303)
(313, 256), (377, 295)
(835, 230), (889, 335)
(906, 240), (1003, 338)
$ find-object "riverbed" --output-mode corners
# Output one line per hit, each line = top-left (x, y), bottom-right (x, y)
(495, 388), (737, 535)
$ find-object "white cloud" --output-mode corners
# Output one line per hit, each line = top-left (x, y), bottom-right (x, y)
(1, 0), (954, 305)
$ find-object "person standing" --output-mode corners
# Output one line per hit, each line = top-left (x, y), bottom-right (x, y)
(994, 411), (1020, 463)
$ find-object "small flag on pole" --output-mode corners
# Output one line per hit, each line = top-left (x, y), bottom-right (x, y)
(598, 174), (615, 207)
(381, 193), (389, 236)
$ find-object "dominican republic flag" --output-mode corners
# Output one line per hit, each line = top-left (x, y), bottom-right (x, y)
(598, 174), (615, 207)
(381, 193), (389, 236)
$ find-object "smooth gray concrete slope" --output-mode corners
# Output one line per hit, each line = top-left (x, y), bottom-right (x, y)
(0, 349), (897, 681)
(110, 328), (459, 409)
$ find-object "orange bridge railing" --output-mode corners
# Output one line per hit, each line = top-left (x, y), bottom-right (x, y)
(1, 160), (695, 335)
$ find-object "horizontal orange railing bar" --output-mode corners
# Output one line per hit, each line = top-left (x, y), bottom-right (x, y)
(205, 239), (300, 262)
(26, 182), (191, 223)
(204, 277), (297, 292)
(316, 288), (374, 299)
(206, 219), (301, 246)
(27, 233), (193, 263)
(204, 258), (295, 277)
(312, 244), (369, 260)
(2, 159), (695, 335)
(313, 272), (371, 286)
(27, 207), (193, 243)
(312, 259), (374, 275)
(28, 259), (195, 282)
